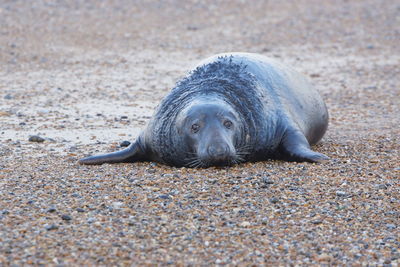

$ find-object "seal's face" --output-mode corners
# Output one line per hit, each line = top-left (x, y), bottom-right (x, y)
(178, 102), (242, 167)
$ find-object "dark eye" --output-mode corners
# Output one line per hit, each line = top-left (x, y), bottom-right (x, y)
(223, 120), (233, 129)
(191, 123), (200, 133)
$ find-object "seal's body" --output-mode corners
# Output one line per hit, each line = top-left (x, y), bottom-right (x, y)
(79, 53), (329, 167)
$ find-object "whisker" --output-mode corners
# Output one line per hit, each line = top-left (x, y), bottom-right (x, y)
(185, 156), (207, 168)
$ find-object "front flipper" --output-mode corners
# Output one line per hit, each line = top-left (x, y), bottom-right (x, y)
(79, 140), (146, 165)
(279, 128), (329, 163)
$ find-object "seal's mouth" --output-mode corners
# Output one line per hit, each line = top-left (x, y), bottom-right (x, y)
(184, 144), (251, 168)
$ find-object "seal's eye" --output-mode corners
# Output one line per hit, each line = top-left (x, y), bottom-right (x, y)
(191, 123), (200, 133)
(223, 120), (233, 129)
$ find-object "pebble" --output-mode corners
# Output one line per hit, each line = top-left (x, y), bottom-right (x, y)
(112, 202), (124, 209)
(4, 94), (13, 100)
(28, 135), (45, 143)
(386, 224), (396, 230)
(262, 176), (274, 184)
(375, 184), (388, 190)
(269, 197), (279, 204)
(120, 140), (131, 147)
(261, 217), (268, 225)
(45, 224), (59, 231)
(47, 207), (57, 213)
(316, 253), (333, 262)
(239, 221), (251, 227)
(76, 208), (85, 212)
(147, 168), (156, 174)
(336, 191), (347, 197)
(61, 214), (72, 221)
(311, 219), (323, 225)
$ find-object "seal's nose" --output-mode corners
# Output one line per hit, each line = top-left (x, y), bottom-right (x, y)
(207, 144), (229, 159)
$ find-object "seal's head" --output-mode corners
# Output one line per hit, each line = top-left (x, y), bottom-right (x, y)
(177, 98), (243, 167)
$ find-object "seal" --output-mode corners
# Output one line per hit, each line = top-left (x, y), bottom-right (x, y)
(79, 52), (329, 167)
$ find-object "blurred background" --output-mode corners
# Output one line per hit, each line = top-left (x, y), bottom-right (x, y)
(1, 0), (398, 71)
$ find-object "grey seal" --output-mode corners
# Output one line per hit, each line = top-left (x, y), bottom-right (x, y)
(79, 52), (329, 167)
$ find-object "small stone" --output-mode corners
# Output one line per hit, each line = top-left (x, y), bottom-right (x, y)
(383, 258), (392, 264)
(29, 135), (45, 143)
(232, 185), (241, 191)
(262, 176), (274, 184)
(4, 94), (13, 100)
(158, 194), (170, 200)
(45, 224), (59, 231)
(187, 25), (199, 31)
(239, 221), (251, 227)
(386, 223), (396, 230)
(336, 191), (347, 197)
(261, 217), (268, 225)
(147, 168), (156, 174)
(120, 115), (128, 119)
(61, 214), (72, 221)
(269, 197), (279, 204)
(311, 219), (323, 224)
(112, 202), (124, 209)
(76, 208), (85, 212)
(0, 111), (11, 117)
(120, 140), (131, 147)
(47, 207), (57, 213)
(316, 253), (332, 262)
(376, 184), (388, 190)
